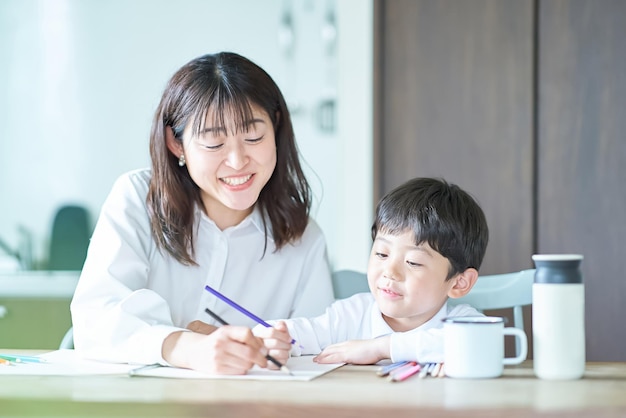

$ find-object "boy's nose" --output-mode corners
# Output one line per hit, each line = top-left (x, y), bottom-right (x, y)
(383, 266), (402, 281)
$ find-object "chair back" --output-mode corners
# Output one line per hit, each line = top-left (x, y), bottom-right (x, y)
(449, 269), (534, 326)
(48, 205), (91, 270)
(59, 327), (74, 350)
(331, 269), (369, 300)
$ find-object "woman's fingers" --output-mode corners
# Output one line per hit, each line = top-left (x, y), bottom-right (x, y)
(254, 321), (292, 349)
(174, 326), (269, 374)
(216, 326), (269, 367)
(253, 321), (292, 368)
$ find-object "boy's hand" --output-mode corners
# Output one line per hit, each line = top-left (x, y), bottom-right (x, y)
(313, 335), (391, 365)
(252, 321), (292, 369)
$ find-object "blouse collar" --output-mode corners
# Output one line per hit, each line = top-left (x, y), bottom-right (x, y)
(197, 204), (275, 242)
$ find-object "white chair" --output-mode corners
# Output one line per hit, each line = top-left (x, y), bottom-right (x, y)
(59, 326), (74, 349)
(332, 268), (535, 355)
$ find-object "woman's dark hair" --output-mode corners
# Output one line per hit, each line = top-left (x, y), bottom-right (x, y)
(147, 52), (311, 265)
(371, 177), (489, 279)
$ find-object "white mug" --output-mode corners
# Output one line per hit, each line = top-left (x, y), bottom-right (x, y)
(443, 316), (528, 378)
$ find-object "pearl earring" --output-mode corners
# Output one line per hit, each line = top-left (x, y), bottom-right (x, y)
(178, 154), (186, 167)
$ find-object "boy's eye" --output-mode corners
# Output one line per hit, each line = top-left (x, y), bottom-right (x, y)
(406, 260), (422, 267)
(375, 252), (388, 259)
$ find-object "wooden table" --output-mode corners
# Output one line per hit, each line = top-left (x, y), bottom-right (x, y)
(0, 352), (625, 418)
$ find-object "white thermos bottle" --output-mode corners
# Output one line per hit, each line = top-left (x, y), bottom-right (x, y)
(531, 254), (585, 380)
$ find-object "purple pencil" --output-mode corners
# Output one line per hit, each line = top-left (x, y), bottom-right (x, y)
(204, 284), (297, 345)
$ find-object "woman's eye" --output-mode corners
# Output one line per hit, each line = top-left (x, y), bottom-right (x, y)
(196, 136), (224, 150)
(406, 260), (422, 267)
(245, 136), (263, 144)
(202, 143), (223, 150)
(375, 252), (388, 259)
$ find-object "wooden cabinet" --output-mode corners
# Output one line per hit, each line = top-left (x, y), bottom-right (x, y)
(375, 0), (626, 361)
(0, 271), (78, 349)
(375, 0), (534, 275)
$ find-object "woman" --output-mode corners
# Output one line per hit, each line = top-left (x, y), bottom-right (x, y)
(70, 52), (335, 375)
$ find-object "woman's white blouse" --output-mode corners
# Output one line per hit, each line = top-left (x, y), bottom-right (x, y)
(70, 169), (335, 365)
(275, 293), (482, 363)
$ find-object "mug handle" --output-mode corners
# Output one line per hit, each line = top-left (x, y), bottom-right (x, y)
(502, 327), (528, 365)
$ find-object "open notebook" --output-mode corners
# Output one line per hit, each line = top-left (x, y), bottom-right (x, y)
(0, 350), (343, 381)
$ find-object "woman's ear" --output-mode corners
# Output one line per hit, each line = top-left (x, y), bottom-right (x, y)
(165, 126), (182, 156)
(448, 268), (479, 299)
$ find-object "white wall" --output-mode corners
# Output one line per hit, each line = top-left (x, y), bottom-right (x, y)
(335, 0), (373, 271)
(0, 0), (372, 273)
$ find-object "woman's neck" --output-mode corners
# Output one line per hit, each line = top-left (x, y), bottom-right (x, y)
(202, 200), (254, 230)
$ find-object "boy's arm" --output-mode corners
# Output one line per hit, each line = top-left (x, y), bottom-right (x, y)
(312, 335), (391, 364)
(312, 330), (442, 365)
(390, 328), (444, 363)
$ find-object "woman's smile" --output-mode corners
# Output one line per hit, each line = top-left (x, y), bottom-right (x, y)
(220, 174), (254, 188)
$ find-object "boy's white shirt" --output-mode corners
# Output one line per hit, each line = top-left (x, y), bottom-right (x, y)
(263, 293), (482, 363)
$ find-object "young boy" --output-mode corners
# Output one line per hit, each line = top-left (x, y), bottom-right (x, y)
(255, 177), (489, 365)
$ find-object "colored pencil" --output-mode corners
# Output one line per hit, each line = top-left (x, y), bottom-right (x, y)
(431, 362), (442, 377)
(417, 363), (432, 378)
(128, 363), (161, 376)
(389, 362), (421, 382)
(0, 354), (46, 363)
(386, 361), (418, 382)
(437, 363), (446, 377)
(377, 361), (409, 377)
(204, 285), (298, 346)
(204, 308), (292, 375)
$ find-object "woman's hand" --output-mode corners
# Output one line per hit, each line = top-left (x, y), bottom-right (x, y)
(186, 319), (218, 335)
(313, 335), (391, 365)
(162, 326), (269, 375)
(252, 321), (292, 369)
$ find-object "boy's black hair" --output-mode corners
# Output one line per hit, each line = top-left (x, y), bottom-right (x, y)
(371, 177), (489, 279)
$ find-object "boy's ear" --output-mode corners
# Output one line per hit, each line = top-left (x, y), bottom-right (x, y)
(448, 268), (479, 299)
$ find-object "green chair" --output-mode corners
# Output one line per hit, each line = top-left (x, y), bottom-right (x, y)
(48, 205), (91, 270)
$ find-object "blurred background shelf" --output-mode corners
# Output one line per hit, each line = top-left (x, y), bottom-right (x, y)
(0, 271), (79, 349)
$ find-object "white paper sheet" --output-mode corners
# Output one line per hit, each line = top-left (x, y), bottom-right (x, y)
(0, 350), (136, 376)
(128, 356), (343, 381)
(0, 350), (343, 381)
